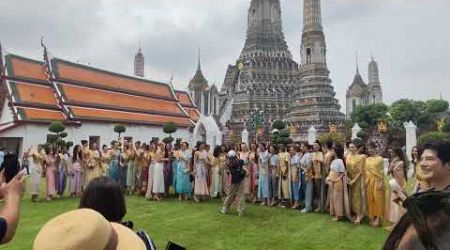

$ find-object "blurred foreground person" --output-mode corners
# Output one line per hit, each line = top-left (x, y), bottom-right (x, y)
(33, 208), (146, 250)
(0, 174), (26, 245)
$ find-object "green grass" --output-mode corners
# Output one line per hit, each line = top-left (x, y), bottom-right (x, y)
(2, 194), (388, 250)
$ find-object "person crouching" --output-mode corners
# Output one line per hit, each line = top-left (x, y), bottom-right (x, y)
(220, 150), (246, 216)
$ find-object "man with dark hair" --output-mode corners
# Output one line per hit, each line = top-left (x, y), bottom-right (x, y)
(420, 140), (450, 191)
(220, 150), (246, 216)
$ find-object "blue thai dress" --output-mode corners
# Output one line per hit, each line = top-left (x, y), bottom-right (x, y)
(108, 150), (121, 182)
(175, 149), (192, 194)
(258, 150), (270, 199)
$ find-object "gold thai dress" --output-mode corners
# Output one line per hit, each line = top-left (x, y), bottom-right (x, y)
(278, 152), (290, 199)
(85, 150), (102, 185)
(346, 154), (366, 216)
(365, 155), (385, 219)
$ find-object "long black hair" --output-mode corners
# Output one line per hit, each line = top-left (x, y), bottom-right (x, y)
(79, 176), (126, 222)
(72, 145), (82, 162)
(213, 145), (221, 158)
(391, 146), (409, 181)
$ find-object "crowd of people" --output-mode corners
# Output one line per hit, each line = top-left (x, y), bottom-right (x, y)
(0, 138), (449, 249)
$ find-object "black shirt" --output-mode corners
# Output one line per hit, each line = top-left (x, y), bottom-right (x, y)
(0, 217), (7, 242)
(228, 157), (245, 184)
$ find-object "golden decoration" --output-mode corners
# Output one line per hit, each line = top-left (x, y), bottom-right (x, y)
(437, 118), (445, 132)
(378, 121), (388, 133)
(289, 125), (297, 134)
(329, 124), (338, 134)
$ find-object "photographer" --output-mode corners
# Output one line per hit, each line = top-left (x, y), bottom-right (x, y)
(220, 150), (246, 216)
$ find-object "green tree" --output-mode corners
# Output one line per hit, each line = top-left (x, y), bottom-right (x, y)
(163, 122), (177, 137)
(350, 103), (389, 138)
(48, 122), (69, 151)
(272, 120), (286, 130)
(318, 133), (345, 146)
(114, 124), (126, 140)
(427, 99), (449, 113)
(418, 131), (450, 145)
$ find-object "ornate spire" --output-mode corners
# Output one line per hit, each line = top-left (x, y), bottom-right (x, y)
(134, 47), (144, 77)
(240, 0), (290, 59)
(197, 47), (201, 72)
(303, 0), (323, 33)
(355, 52), (360, 75)
(368, 55), (380, 86)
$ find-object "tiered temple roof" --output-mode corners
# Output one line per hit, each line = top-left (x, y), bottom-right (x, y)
(1, 52), (199, 131)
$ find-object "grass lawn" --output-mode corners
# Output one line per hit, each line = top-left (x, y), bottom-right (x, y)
(2, 194), (388, 250)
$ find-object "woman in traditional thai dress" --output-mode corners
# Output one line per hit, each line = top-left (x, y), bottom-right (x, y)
(176, 142), (193, 201)
(249, 143), (258, 203)
(145, 143), (157, 200)
(387, 147), (408, 227)
(240, 143), (252, 201)
(268, 145), (279, 207)
(152, 143), (166, 201)
(29, 145), (45, 202)
(257, 143), (270, 206)
(300, 143), (313, 213)
(85, 143), (103, 186)
(365, 142), (385, 227)
(411, 146), (430, 193)
(70, 145), (83, 197)
(56, 147), (70, 197)
(326, 145), (347, 221)
(123, 145), (136, 194)
(133, 141), (143, 193)
(140, 144), (150, 195)
(209, 146), (222, 198)
(101, 145), (110, 176)
(312, 141), (326, 212)
(219, 145), (228, 196)
(44, 147), (58, 201)
(108, 142), (121, 183)
(323, 141), (334, 210)
(277, 144), (291, 207)
(193, 143), (210, 202)
(163, 143), (173, 196)
(346, 142), (366, 224)
(289, 145), (301, 209)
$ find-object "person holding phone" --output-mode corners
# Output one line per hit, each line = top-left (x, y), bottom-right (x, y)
(0, 173), (26, 244)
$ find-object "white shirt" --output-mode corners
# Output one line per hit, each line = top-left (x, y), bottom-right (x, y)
(330, 159), (345, 173)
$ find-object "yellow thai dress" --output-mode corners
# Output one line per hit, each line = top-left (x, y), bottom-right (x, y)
(278, 152), (290, 199)
(346, 154), (366, 216)
(85, 150), (102, 185)
(365, 156), (385, 219)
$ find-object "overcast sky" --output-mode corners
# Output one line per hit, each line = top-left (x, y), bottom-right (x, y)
(1, 0), (449, 111)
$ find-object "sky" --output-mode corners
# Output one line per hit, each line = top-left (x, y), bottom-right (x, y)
(1, 0), (449, 111)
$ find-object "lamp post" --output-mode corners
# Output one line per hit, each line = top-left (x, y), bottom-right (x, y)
(249, 108), (264, 144)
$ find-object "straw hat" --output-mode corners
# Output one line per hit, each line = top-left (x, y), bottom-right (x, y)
(33, 209), (146, 250)
(33, 209), (112, 250)
(111, 223), (146, 250)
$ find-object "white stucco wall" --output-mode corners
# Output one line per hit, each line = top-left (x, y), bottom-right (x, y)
(0, 122), (192, 155)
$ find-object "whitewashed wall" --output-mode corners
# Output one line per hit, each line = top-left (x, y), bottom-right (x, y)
(0, 122), (192, 155)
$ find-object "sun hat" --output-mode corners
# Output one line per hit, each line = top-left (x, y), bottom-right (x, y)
(111, 222), (146, 250)
(33, 209), (112, 250)
(227, 150), (236, 157)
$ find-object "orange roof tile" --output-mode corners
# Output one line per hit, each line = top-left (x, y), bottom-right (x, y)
(176, 91), (195, 107)
(13, 82), (58, 107)
(19, 108), (64, 121)
(70, 107), (191, 126)
(53, 59), (173, 99)
(59, 84), (184, 116)
(7, 55), (47, 81)
(185, 108), (200, 121)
